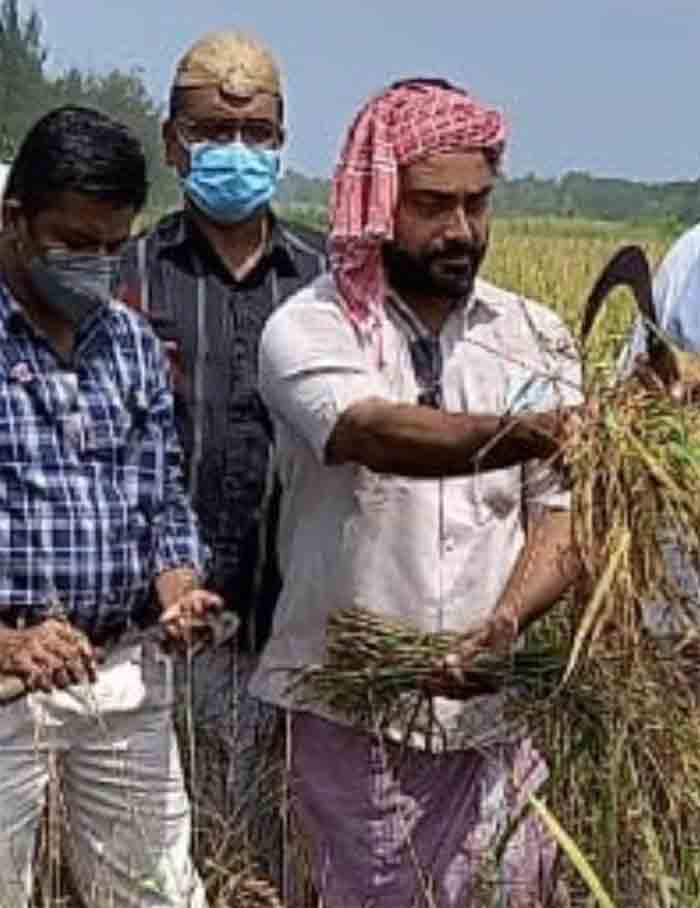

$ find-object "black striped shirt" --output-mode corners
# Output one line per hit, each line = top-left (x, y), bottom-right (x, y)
(119, 210), (326, 649)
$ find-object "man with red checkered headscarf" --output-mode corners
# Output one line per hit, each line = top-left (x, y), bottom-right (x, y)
(251, 78), (582, 907)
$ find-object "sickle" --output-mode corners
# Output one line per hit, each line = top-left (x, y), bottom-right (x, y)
(580, 244), (700, 390)
(580, 245), (656, 345)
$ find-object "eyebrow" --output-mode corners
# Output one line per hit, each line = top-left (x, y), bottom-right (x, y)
(52, 224), (127, 247)
(411, 186), (493, 201)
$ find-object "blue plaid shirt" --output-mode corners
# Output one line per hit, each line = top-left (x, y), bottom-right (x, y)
(0, 282), (206, 636)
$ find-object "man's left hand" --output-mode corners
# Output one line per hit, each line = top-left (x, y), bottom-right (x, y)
(160, 588), (224, 649)
(425, 612), (518, 697)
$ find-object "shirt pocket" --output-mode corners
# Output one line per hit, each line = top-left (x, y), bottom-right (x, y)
(468, 466), (522, 526)
(0, 380), (45, 464)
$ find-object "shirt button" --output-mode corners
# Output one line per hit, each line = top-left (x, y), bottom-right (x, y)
(444, 537), (456, 553)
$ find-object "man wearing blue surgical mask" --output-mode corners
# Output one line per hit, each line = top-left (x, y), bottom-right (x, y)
(118, 29), (325, 890)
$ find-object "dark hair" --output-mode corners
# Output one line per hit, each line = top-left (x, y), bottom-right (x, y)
(6, 106), (148, 215)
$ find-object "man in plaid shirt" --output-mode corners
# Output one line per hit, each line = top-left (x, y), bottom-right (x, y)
(0, 107), (220, 907)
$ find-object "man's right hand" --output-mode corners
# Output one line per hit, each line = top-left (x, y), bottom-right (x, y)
(512, 403), (591, 461)
(0, 619), (98, 693)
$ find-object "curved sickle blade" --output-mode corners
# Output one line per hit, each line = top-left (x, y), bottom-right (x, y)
(581, 245), (655, 345)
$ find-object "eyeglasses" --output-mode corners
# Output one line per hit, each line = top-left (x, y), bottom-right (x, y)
(176, 117), (278, 148)
(409, 336), (443, 408)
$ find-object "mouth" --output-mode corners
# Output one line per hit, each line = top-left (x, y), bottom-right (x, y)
(433, 258), (473, 275)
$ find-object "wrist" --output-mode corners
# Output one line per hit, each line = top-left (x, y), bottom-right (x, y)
(491, 608), (519, 644)
(516, 412), (559, 460)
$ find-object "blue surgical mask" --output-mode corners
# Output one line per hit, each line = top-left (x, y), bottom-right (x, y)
(180, 139), (281, 225)
(29, 251), (120, 329)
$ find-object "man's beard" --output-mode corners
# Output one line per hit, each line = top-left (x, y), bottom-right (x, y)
(382, 239), (486, 301)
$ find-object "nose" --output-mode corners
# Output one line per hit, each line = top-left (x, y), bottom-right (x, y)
(445, 206), (476, 244)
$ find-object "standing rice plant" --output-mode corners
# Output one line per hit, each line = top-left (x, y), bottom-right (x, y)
(484, 221), (700, 905)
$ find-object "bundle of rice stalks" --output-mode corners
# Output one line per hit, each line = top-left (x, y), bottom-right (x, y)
(564, 377), (700, 668)
(289, 607), (566, 726)
(536, 374), (700, 903)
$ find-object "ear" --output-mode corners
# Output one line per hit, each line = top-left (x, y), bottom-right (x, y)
(1, 198), (21, 234)
(162, 120), (185, 171)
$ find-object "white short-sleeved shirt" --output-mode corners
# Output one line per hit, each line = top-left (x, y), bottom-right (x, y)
(250, 273), (582, 750)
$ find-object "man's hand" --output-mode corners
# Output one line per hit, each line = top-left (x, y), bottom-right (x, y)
(425, 612), (518, 699)
(498, 403), (591, 470)
(530, 402), (592, 447)
(630, 350), (700, 403)
(0, 619), (98, 693)
(159, 588), (224, 650)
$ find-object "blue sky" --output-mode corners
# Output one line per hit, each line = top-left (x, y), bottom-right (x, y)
(27, 0), (699, 182)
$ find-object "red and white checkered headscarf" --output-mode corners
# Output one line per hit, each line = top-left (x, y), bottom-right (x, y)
(329, 78), (507, 343)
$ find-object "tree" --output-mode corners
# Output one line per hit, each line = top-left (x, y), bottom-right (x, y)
(0, 0), (48, 147)
(0, 1), (179, 212)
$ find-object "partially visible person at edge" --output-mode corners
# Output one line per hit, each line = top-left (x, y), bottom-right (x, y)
(117, 27), (325, 881)
(620, 226), (700, 637)
(0, 106), (221, 908)
(250, 78), (584, 908)
(623, 222), (700, 383)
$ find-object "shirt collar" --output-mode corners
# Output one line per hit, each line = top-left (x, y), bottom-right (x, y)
(151, 208), (299, 279)
(385, 290), (432, 341)
(385, 284), (496, 340)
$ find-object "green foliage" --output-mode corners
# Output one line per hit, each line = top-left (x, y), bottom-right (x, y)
(494, 171), (700, 227)
(276, 169), (329, 208)
(275, 202), (327, 232)
(0, 123), (16, 162)
(277, 167), (700, 232)
(0, 0), (179, 212)
(0, 0), (46, 148)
